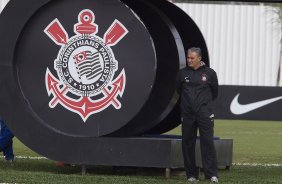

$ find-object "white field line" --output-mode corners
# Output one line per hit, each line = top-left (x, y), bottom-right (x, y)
(15, 156), (47, 160)
(233, 163), (282, 167)
(1, 156), (47, 160)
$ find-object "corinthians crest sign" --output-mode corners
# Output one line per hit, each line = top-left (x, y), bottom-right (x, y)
(0, 0), (209, 162)
(44, 9), (128, 122)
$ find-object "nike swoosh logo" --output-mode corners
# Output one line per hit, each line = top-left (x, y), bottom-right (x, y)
(230, 93), (282, 115)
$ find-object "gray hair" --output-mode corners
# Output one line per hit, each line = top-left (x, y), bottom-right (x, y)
(187, 47), (202, 57)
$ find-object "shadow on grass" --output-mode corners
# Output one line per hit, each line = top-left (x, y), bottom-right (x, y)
(0, 158), (238, 183)
(0, 159), (188, 178)
(0, 159), (81, 175)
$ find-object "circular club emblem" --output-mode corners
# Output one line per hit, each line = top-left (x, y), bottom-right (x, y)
(57, 35), (116, 96)
(44, 9), (128, 122)
(201, 73), (207, 82)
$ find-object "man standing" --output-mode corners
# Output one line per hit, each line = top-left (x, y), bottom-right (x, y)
(0, 118), (14, 163)
(176, 47), (219, 182)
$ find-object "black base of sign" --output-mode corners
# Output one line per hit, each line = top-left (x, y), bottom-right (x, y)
(62, 135), (233, 170)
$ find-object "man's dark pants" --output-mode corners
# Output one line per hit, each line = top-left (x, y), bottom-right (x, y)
(181, 114), (218, 179)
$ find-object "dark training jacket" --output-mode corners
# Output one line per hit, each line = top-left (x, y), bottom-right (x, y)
(176, 63), (218, 117)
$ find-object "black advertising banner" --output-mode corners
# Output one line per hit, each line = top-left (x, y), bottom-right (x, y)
(213, 85), (282, 121)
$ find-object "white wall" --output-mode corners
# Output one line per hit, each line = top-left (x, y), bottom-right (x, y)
(175, 2), (282, 86)
(0, 0), (8, 13)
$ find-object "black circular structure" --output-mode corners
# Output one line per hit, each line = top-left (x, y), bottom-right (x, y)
(11, 0), (157, 137)
(0, 0), (209, 163)
(143, 0), (210, 135)
(108, 0), (185, 136)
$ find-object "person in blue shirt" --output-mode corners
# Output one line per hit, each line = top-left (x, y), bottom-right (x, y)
(0, 118), (14, 162)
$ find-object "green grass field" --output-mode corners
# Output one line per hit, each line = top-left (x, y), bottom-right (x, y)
(1, 119), (282, 183)
(169, 119), (282, 164)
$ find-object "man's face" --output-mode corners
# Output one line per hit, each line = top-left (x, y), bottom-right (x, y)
(187, 51), (201, 69)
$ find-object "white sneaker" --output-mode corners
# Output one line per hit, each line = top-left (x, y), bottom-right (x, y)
(210, 176), (219, 183)
(187, 177), (199, 182)
(3, 158), (14, 165)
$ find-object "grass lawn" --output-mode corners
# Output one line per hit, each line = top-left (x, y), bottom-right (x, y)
(1, 119), (282, 183)
(168, 119), (282, 164)
(1, 159), (282, 184)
